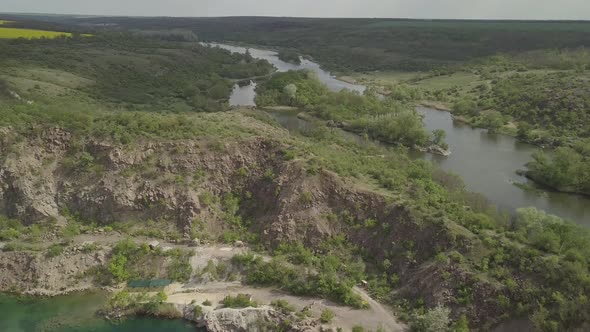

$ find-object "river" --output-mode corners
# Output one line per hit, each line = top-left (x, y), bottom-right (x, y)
(207, 42), (590, 226)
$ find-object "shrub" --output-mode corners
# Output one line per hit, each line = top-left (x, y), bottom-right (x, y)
(167, 252), (193, 282)
(448, 251), (465, 264)
(435, 252), (448, 264)
(271, 299), (296, 314)
(62, 223), (81, 240)
(81, 242), (99, 253)
(299, 191), (313, 205)
(222, 294), (257, 308)
(0, 228), (20, 241)
(46, 244), (64, 258)
(452, 314), (469, 332)
(193, 305), (203, 318)
(108, 253), (130, 282)
(202, 299), (212, 306)
(411, 305), (451, 332)
(320, 308), (335, 323)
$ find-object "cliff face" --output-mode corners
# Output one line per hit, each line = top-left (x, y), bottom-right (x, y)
(0, 124), (505, 326)
(0, 248), (107, 295)
(0, 126), (450, 264)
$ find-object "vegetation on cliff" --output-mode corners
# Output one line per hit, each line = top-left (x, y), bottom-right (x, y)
(1, 18), (590, 331)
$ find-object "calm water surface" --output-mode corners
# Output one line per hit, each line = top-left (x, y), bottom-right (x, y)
(219, 43), (590, 226)
(0, 293), (199, 332)
(413, 107), (589, 225)
(203, 42), (365, 107)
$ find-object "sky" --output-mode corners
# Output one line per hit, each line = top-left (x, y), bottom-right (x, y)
(2, 0), (590, 20)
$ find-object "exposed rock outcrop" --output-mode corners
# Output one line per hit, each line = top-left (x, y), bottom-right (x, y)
(0, 248), (106, 295)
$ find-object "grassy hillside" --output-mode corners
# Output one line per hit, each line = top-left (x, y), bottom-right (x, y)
(0, 31), (273, 112)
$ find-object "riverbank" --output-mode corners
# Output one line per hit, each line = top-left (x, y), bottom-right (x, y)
(290, 109), (451, 156)
(523, 172), (590, 197)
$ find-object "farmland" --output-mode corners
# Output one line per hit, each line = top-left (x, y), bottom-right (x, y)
(0, 20), (72, 39)
(0, 27), (72, 39)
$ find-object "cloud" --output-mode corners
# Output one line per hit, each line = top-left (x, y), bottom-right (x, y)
(2, 0), (589, 20)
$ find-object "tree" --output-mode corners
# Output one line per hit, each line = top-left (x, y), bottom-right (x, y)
(412, 305), (451, 332)
(431, 129), (448, 149)
(452, 314), (469, 332)
(208, 82), (230, 100)
(480, 111), (504, 133)
(283, 83), (298, 104)
(517, 122), (533, 140)
(108, 253), (129, 282)
(452, 98), (478, 116)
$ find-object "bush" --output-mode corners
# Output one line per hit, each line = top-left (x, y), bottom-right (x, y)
(108, 253), (130, 282)
(46, 244), (64, 258)
(222, 294), (257, 308)
(0, 228), (20, 241)
(193, 305), (203, 318)
(271, 299), (296, 314)
(411, 305), (451, 332)
(452, 314), (469, 332)
(320, 308), (335, 323)
(202, 299), (212, 306)
(167, 252), (193, 282)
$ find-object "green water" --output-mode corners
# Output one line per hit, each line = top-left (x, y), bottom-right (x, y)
(0, 293), (200, 332)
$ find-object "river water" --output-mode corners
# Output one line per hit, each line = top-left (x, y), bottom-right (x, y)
(209, 42), (590, 226)
(204, 42), (365, 100)
(0, 293), (200, 332)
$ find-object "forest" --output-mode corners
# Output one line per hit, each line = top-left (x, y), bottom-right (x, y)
(27, 16), (590, 73)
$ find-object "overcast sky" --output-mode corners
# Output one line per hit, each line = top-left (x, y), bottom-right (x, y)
(2, 0), (590, 20)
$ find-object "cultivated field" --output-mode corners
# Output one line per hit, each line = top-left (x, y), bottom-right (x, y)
(0, 27), (72, 39)
(0, 20), (72, 39)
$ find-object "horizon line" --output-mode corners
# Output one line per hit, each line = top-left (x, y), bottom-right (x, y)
(1, 12), (590, 22)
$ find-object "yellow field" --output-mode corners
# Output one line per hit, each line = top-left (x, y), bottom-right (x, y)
(0, 27), (72, 39)
(0, 20), (14, 25)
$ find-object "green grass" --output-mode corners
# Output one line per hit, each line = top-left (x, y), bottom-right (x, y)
(412, 72), (482, 90)
(0, 27), (72, 39)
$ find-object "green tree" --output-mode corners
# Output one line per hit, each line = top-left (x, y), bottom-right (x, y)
(517, 122), (533, 140)
(480, 111), (504, 133)
(412, 305), (451, 332)
(108, 253), (129, 282)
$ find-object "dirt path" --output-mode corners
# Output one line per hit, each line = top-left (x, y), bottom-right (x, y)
(61, 235), (406, 331)
(353, 286), (405, 331)
(166, 281), (406, 331)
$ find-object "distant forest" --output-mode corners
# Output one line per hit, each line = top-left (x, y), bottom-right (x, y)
(7, 15), (589, 73)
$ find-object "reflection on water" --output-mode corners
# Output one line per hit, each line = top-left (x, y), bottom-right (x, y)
(414, 106), (589, 225)
(204, 42), (365, 94)
(0, 293), (199, 332)
(229, 80), (257, 107)
(203, 42), (365, 107)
